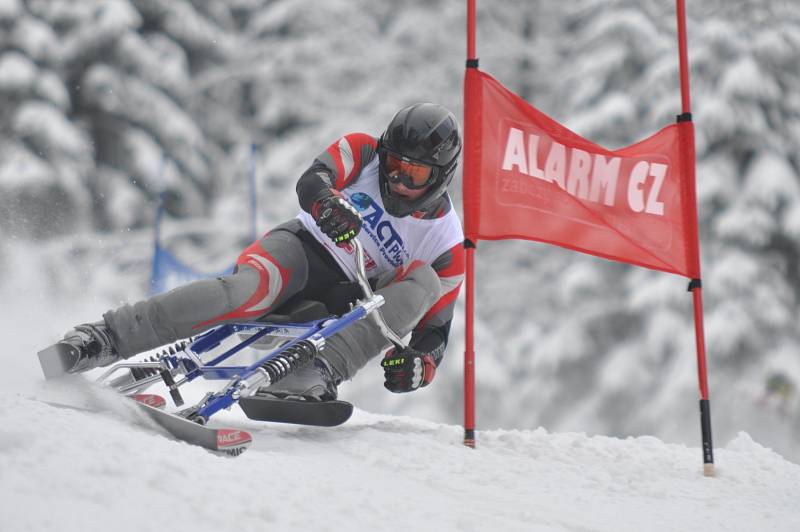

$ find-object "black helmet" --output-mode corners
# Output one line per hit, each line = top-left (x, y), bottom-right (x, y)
(378, 103), (461, 217)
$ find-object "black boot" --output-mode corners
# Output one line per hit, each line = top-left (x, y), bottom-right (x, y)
(59, 321), (121, 373)
(258, 357), (340, 401)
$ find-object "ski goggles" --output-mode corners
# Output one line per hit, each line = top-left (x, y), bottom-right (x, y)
(381, 151), (437, 189)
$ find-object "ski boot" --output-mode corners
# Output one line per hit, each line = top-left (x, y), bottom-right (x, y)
(257, 356), (340, 401)
(38, 321), (122, 379)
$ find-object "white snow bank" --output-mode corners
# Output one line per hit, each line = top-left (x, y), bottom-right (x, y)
(1, 385), (799, 532)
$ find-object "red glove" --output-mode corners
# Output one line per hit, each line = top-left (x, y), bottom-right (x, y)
(381, 347), (436, 393)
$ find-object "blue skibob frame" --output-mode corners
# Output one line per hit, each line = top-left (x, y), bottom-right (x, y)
(147, 303), (372, 421)
(100, 239), (405, 424)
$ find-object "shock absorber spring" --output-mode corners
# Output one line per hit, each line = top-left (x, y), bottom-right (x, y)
(260, 340), (318, 385)
(131, 355), (160, 381)
(130, 338), (192, 381)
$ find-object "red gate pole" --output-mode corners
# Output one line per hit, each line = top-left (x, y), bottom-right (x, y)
(676, 0), (714, 477)
(464, 242), (476, 447)
(467, 0), (476, 61)
(462, 0), (478, 448)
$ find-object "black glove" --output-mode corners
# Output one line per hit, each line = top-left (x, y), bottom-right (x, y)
(312, 192), (363, 246)
(381, 347), (437, 393)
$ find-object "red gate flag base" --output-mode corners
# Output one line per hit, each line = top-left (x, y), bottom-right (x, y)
(464, 69), (699, 278)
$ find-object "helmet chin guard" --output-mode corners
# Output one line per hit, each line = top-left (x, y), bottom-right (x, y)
(378, 103), (461, 217)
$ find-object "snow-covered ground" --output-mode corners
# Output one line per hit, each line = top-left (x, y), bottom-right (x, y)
(2, 246), (800, 532)
(3, 384), (800, 532)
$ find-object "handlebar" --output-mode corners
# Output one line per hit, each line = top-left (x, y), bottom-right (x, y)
(351, 238), (407, 349)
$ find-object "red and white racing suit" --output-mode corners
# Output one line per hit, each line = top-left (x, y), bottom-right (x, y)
(104, 133), (465, 381)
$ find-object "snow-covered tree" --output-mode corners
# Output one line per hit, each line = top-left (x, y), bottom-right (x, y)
(0, 0), (255, 237)
(0, 0), (93, 239)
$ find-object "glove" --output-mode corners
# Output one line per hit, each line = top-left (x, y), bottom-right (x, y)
(311, 192), (363, 246)
(381, 347), (436, 393)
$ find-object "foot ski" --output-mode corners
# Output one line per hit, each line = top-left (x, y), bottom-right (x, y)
(37, 342), (80, 379)
(131, 395), (252, 457)
(239, 394), (353, 427)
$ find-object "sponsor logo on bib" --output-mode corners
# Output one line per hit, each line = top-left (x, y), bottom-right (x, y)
(349, 192), (409, 267)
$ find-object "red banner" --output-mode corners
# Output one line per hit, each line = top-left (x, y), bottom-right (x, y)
(463, 69), (700, 278)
